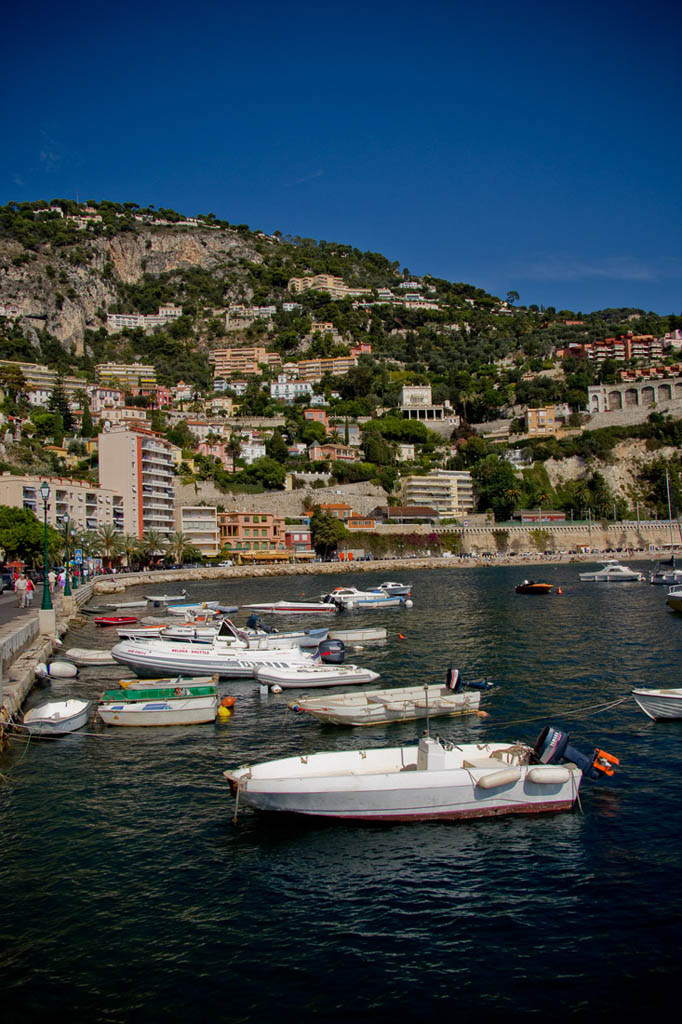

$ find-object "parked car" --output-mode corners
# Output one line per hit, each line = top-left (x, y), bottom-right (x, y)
(218, 560), (233, 567)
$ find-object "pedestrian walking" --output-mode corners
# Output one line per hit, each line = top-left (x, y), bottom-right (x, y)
(48, 569), (56, 594)
(15, 573), (28, 608)
(25, 577), (35, 607)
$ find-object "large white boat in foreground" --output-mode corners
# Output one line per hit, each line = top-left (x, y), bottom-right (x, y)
(579, 560), (645, 582)
(224, 726), (618, 822)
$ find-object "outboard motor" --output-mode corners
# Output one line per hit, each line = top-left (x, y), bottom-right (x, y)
(318, 639), (345, 664)
(445, 666), (493, 692)
(533, 726), (619, 781)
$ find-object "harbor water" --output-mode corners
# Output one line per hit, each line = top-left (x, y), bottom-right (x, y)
(1, 565), (681, 1021)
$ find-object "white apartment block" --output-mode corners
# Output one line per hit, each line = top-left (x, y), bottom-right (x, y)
(270, 376), (314, 402)
(401, 470), (475, 518)
(106, 305), (182, 334)
(0, 472), (124, 533)
(98, 426), (175, 538)
(176, 505), (220, 558)
(0, 360), (87, 397)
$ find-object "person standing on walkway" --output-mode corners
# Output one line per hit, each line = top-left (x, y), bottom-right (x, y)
(15, 573), (28, 608)
(48, 569), (56, 594)
(25, 577), (35, 608)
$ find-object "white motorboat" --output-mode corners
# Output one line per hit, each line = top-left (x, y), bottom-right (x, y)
(287, 683), (483, 726)
(103, 600), (150, 609)
(667, 584), (682, 613)
(579, 560), (645, 582)
(224, 725), (618, 821)
(328, 627), (387, 643)
(110, 636), (317, 678)
(118, 619), (329, 650)
(22, 699), (91, 736)
(650, 567), (682, 586)
(632, 688), (682, 720)
(166, 600), (221, 616)
(255, 663), (380, 689)
(97, 684), (219, 726)
(320, 586), (411, 610)
(373, 581), (412, 597)
(144, 590), (188, 603)
(243, 600), (337, 615)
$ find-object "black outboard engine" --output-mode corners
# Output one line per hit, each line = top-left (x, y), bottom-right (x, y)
(533, 726), (619, 780)
(318, 639), (345, 664)
(246, 614), (274, 633)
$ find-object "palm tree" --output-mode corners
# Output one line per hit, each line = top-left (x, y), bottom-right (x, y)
(95, 524), (123, 569)
(121, 533), (141, 569)
(225, 433), (242, 471)
(164, 531), (192, 566)
(138, 529), (165, 568)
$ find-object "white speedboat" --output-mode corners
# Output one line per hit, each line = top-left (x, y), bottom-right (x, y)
(667, 584), (682, 612)
(243, 600), (337, 615)
(97, 684), (219, 726)
(287, 683), (483, 726)
(255, 664), (380, 689)
(22, 699), (91, 736)
(632, 688), (682, 720)
(650, 567), (682, 586)
(579, 560), (645, 582)
(110, 637), (317, 678)
(320, 587), (411, 610)
(224, 725), (618, 821)
(373, 581), (412, 596)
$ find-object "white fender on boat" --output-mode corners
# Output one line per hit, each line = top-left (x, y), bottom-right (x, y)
(404, 599), (413, 609)
(476, 767), (522, 789)
(526, 766), (571, 785)
(346, 601), (355, 611)
(270, 684), (283, 694)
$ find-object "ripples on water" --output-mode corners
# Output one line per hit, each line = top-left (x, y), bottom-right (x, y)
(1, 566), (681, 1021)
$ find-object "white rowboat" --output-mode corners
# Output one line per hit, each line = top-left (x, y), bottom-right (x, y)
(632, 687), (682, 720)
(22, 699), (91, 735)
(287, 683), (481, 725)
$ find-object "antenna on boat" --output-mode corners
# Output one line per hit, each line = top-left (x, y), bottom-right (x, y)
(424, 681), (430, 738)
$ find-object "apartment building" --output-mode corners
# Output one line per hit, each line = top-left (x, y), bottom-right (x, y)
(176, 505), (220, 558)
(217, 510), (286, 554)
(0, 472), (124, 533)
(95, 363), (157, 391)
(270, 376), (314, 402)
(0, 360), (86, 399)
(105, 305), (182, 333)
(526, 405), (560, 436)
(557, 334), (665, 364)
(401, 470), (475, 518)
(287, 274), (371, 300)
(308, 442), (359, 463)
(98, 426), (175, 538)
(284, 356), (357, 382)
(210, 346), (282, 378)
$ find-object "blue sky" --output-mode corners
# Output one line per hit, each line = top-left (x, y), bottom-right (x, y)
(3, 0), (680, 314)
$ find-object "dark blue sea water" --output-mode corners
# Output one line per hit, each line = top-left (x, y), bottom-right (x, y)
(2, 565), (681, 1022)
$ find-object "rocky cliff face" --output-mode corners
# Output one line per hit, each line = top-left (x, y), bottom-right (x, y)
(0, 226), (265, 353)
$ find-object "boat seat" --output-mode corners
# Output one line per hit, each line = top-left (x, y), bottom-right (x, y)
(462, 757), (504, 769)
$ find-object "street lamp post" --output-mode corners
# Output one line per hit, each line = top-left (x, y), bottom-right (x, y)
(39, 481), (52, 611)
(63, 513), (72, 597)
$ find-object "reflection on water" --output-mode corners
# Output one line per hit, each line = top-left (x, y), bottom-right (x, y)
(1, 565), (681, 1020)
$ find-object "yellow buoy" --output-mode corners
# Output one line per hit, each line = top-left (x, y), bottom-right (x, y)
(218, 706), (231, 719)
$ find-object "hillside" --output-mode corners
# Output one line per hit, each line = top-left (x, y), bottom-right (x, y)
(0, 197), (680, 525)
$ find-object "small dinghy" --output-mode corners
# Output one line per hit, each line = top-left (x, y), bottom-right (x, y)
(255, 663), (380, 689)
(22, 699), (91, 736)
(95, 615), (139, 626)
(65, 648), (116, 666)
(118, 674), (219, 690)
(166, 601), (221, 617)
(104, 600), (149, 609)
(287, 670), (490, 726)
(243, 600), (337, 615)
(632, 687), (682, 720)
